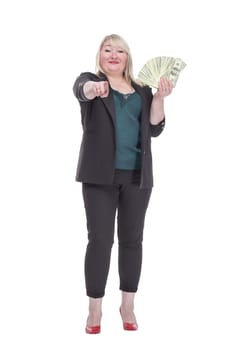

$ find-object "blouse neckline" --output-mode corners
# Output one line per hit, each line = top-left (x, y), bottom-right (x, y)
(111, 88), (136, 97)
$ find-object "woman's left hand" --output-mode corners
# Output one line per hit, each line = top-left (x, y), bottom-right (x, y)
(156, 78), (173, 98)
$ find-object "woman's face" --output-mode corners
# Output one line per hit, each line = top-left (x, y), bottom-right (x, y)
(99, 40), (128, 76)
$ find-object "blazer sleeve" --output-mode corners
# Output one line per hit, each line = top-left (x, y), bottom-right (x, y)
(73, 72), (93, 102)
(73, 72), (107, 102)
(142, 84), (166, 138)
(150, 117), (165, 137)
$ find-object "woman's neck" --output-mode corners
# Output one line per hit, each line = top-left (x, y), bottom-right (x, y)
(107, 74), (125, 84)
(107, 75), (134, 94)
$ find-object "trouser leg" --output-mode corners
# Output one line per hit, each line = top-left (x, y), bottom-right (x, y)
(82, 183), (118, 298)
(117, 184), (152, 292)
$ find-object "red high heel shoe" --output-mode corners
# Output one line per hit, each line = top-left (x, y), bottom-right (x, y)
(123, 322), (138, 331)
(85, 325), (101, 334)
(119, 308), (138, 331)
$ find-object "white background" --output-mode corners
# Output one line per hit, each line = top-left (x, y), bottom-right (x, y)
(0, 0), (232, 349)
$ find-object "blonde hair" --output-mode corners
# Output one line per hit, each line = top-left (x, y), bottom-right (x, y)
(95, 34), (136, 84)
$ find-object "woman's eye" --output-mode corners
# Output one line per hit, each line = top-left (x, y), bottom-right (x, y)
(104, 49), (111, 52)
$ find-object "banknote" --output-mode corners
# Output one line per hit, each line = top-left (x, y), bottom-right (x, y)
(138, 56), (186, 88)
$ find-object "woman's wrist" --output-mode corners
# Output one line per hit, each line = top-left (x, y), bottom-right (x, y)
(83, 81), (96, 100)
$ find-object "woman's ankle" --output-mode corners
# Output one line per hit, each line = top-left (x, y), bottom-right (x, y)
(86, 297), (102, 326)
(120, 292), (137, 323)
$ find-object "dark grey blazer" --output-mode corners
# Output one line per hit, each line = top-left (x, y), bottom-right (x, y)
(73, 72), (165, 189)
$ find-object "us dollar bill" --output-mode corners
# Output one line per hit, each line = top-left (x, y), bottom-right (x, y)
(138, 56), (186, 88)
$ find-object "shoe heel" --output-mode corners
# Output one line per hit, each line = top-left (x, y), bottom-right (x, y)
(85, 325), (101, 334)
(119, 307), (138, 331)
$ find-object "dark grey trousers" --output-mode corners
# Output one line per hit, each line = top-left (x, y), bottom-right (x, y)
(82, 171), (152, 298)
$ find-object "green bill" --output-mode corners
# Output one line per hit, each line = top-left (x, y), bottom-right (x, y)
(138, 56), (186, 88)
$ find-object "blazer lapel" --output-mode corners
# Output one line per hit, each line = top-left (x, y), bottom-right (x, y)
(101, 93), (116, 126)
(97, 72), (116, 126)
(133, 83), (150, 147)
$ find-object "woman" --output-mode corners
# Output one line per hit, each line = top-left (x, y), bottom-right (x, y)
(73, 34), (173, 334)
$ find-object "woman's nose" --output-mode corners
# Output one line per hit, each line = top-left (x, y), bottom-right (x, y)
(111, 50), (117, 58)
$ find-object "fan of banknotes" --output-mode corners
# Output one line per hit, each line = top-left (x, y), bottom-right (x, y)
(137, 56), (186, 88)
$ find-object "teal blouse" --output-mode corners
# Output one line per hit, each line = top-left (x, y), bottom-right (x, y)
(112, 89), (142, 170)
